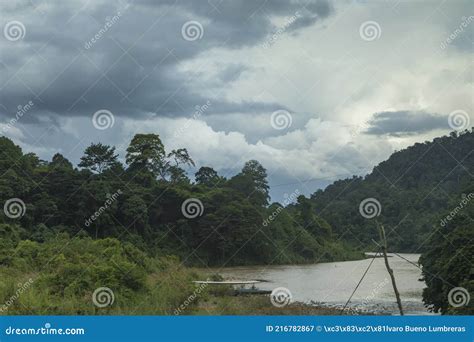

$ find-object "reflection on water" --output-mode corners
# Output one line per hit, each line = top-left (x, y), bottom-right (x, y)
(215, 253), (432, 315)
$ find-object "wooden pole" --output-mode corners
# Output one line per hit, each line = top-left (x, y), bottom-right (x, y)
(378, 223), (404, 315)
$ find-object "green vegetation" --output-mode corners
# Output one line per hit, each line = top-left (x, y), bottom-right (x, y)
(303, 129), (474, 314)
(0, 133), (359, 314)
(305, 129), (474, 252)
(419, 182), (474, 314)
(1, 129), (472, 315)
(0, 225), (201, 314)
(0, 134), (357, 266)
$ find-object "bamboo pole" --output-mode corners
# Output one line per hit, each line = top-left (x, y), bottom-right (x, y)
(378, 223), (404, 315)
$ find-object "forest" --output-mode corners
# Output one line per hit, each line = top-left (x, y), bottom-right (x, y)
(0, 129), (472, 314)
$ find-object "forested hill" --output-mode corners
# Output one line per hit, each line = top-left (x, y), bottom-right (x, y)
(0, 134), (359, 268)
(307, 129), (474, 252)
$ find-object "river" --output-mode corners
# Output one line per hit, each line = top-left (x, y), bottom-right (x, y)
(215, 253), (431, 315)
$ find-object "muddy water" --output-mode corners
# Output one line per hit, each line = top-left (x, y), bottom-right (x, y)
(216, 253), (432, 315)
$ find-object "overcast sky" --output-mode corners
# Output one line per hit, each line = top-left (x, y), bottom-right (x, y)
(0, 0), (472, 201)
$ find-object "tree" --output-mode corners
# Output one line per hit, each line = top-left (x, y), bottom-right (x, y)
(167, 165), (189, 184)
(125, 134), (166, 177)
(420, 183), (474, 315)
(121, 195), (149, 235)
(164, 148), (194, 183)
(50, 153), (73, 171)
(79, 143), (118, 173)
(296, 195), (332, 238)
(167, 149), (195, 168)
(195, 166), (220, 186)
(239, 160), (270, 206)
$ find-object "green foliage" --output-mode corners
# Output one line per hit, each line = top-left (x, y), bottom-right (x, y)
(0, 234), (201, 315)
(2, 128), (471, 315)
(0, 133), (353, 269)
(419, 181), (474, 315)
(195, 166), (221, 186)
(125, 133), (166, 177)
(306, 130), (474, 252)
(78, 143), (119, 173)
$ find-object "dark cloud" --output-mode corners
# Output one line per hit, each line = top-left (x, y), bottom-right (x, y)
(0, 0), (332, 121)
(366, 110), (448, 136)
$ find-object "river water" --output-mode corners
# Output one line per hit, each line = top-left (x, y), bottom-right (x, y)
(216, 253), (431, 315)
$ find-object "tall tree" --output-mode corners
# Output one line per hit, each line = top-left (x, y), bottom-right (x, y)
(125, 134), (166, 177)
(79, 143), (118, 173)
(195, 166), (220, 186)
(51, 153), (73, 170)
(167, 148), (195, 168)
(240, 160), (270, 206)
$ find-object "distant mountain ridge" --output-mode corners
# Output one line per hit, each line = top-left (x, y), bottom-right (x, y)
(305, 129), (474, 251)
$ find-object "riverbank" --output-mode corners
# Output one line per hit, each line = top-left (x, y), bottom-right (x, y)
(202, 253), (428, 315)
(193, 295), (375, 315)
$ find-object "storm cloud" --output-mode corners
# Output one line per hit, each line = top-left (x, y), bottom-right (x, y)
(0, 0), (472, 200)
(0, 0), (332, 121)
(366, 111), (449, 136)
